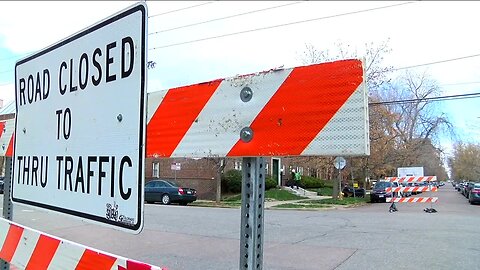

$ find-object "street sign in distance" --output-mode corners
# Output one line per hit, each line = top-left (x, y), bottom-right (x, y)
(334, 156), (347, 170)
(12, 3), (147, 234)
(171, 163), (181, 171)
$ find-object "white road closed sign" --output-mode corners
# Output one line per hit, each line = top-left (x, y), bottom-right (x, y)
(13, 3), (147, 234)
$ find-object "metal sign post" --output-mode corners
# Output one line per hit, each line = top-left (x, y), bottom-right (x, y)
(240, 157), (265, 270)
(334, 157), (346, 199)
(1, 157), (13, 270)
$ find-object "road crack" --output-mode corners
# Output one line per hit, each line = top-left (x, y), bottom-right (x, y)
(333, 248), (358, 270)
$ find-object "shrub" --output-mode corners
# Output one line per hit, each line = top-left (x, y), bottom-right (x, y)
(300, 176), (324, 189)
(265, 176), (277, 190)
(222, 170), (242, 193)
(317, 187), (333, 196)
(222, 170), (278, 193)
(322, 180), (334, 188)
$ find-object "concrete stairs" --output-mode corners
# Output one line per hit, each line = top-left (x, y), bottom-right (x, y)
(282, 186), (317, 197)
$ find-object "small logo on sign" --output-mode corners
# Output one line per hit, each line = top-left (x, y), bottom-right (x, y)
(106, 202), (119, 221)
(119, 215), (135, 226)
(106, 202), (135, 226)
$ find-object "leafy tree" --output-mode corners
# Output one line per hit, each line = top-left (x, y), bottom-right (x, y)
(449, 142), (480, 181)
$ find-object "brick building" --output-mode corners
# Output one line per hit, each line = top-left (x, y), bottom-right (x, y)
(145, 156), (312, 200)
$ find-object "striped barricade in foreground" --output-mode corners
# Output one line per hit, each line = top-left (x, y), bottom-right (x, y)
(0, 218), (165, 270)
(386, 197), (438, 203)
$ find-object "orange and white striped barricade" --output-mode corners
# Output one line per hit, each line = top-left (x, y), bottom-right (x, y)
(385, 176), (438, 212)
(145, 59), (369, 158)
(0, 218), (165, 270)
(0, 118), (14, 157)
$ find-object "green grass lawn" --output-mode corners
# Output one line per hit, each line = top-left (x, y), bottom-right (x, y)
(222, 194), (241, 201)
(223, 189), (306, 202)
(305, 197), (369, 205)
(307, 187), (333, 196)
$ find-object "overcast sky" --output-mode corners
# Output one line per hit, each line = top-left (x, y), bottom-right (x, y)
(1, 1), (479, 159)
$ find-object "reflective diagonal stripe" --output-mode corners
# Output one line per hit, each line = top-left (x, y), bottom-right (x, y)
(0, 121), (4, 137)
(10, 229), (41, 269)
(48, 239), (87, 270)
(302, 81), (368, 156)
(75, 249), (117, 270)
(5, 133), (14, 157)
(146, 80), (221, 157)
(25, 235), (60, 270)
(0, 218), (165, 270)
(0, 224), (23, 262)
(0, 119), (15, 157)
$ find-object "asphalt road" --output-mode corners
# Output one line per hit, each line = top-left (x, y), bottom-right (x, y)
(3, 184), (480, 270)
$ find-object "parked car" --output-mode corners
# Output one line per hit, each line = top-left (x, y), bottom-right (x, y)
(342, 186), (365, 198)
(455, 182), (461, 191)
(145, 179), (197, 205)
(370, 181), (401, 203)
(457, 182), (466, 192)
(0, 179), (3, 194)
(464, 182), (476, 198)
(468, 183), (480, 204)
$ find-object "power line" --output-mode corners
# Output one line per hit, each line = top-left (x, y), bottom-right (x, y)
(440, 81), (480, 87)
(0, 69), (13, 75)
(369, 92), (480, 106)
(148, 2), (215, 19)
(393, 53), (480, 71)
(0, 2), (412, 71)
(149, 1), (415, 50)
(0, 2), (215, 63)
(148, 1), (303, 35)
(0, 54), (28, 62)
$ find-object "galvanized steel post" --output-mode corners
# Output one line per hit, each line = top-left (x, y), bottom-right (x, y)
(239, 157), (265, 270)
(1, 157), (13, 270)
